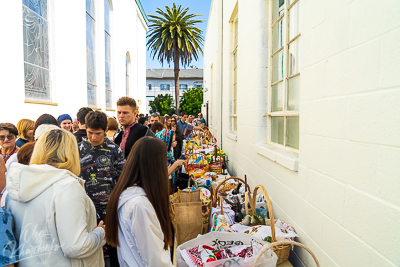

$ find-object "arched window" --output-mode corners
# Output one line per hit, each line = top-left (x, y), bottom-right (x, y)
(126, 53), (130, 96)
(105, 0), (112, 109)
(23, 0), (50, 101)
(86, 0), (97, 107)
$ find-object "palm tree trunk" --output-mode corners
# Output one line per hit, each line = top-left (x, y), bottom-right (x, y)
(173, 39), (180, 115)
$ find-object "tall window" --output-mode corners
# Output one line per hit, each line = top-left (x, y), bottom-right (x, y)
(104, 0), (112, 109)
(23, 0), (50, 101)
(160, 84), (170, 91)
(148, 84), (152, 90)
(231, 15), (238, 133)
(268, 0), (300, 150)
(126, 53), (130, 96)
(179, 84), (188, 90)
(86, 0), (97, 107)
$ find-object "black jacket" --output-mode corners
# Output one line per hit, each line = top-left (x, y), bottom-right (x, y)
(74, 129), (87, 143)
(114, 123), (149, 158)
(174, 125), (183, 160)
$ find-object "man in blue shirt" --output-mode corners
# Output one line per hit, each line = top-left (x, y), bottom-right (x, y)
(177, 111), (203, 139)
(177, 111), (189, 137)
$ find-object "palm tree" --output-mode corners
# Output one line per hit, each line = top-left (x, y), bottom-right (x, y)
(147, 4), (204, 114)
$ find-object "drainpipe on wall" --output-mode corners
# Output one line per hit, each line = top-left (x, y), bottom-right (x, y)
(220, 0), (224, 150)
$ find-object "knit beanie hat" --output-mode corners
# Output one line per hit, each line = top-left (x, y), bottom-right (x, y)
(57, 114), (73, 125)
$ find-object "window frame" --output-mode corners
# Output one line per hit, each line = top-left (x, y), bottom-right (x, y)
(126, 52), (130, 96)
(179, 84), (188, 90)
(86, 0), (98, 108)
(160, 84), (170, 91)
(104, 0), (113, 110)
(266, 0), (300, 153)
(231, 15), (238, 134)
(23, 0), (52, 102)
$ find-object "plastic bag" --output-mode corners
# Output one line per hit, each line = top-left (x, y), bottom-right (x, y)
(208, 206), (235, 231)
(176, 232), (278, 267)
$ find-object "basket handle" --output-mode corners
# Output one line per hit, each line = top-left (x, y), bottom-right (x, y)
(212, 176), (251, 207)
(184, 145), (197, 159)
(252, 240), (320, 267)
(245, 191), (250, 216)
(189, 152), (207, 162)
(251, 185), (276, 243)
(186, 152), (208, 170)
(219, 196), (224, 215)
(212, 180), (226, 207)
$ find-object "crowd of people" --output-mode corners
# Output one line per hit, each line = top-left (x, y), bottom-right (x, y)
(0, 96), (207, 267)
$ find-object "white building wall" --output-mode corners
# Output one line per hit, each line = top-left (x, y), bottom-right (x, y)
(204, 0), (400, 266)
(136, 14), (148, 114)
(203, 0), (223, 138)
(1, 0), (147, 125)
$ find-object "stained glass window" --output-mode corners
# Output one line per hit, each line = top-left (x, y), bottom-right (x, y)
(105, 0), (112, 109)
(23, 0), (50, 101)
(86, 0), (97, 107)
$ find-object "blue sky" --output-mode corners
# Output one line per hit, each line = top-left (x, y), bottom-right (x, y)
(141, 0), (212, 70)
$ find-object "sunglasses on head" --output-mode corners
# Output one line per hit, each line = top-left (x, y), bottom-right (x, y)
(0, 134), (15, 141)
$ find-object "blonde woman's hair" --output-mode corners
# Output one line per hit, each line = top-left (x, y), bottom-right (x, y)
(30, 129), (80, 176)
(17, 119), (35, 140)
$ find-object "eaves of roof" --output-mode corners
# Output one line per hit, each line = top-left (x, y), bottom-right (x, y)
(135, 0), (149, 26)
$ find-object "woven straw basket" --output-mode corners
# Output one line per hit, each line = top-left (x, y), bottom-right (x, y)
(209, 145), (224, 174)
(211, 176), (251, 207)
(252, 240), (320, 266)
(185, 152), (209, 176)
(246, 185), (292, 265)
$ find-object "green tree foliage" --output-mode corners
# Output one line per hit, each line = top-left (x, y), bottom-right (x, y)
(179, 87), (203, 115)
(149, 94), (176, 115)
(146, 4), (204, 114)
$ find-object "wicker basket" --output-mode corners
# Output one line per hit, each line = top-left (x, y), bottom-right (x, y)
(252, 240), (320, 266)
(209, 163), (223, 174)
(211, 176), (251, 207)
(206, 131), (217, 144)
(186, 153), (209, 177)
(208, 145), (224, 174)
(247, 185), (292, 265)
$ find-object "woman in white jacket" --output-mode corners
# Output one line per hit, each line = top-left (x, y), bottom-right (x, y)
(6, 129), (106, 266)
(105, 137), (173, 267)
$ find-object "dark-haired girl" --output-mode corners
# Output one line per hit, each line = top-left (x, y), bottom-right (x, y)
(105, 137), (173, 266)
